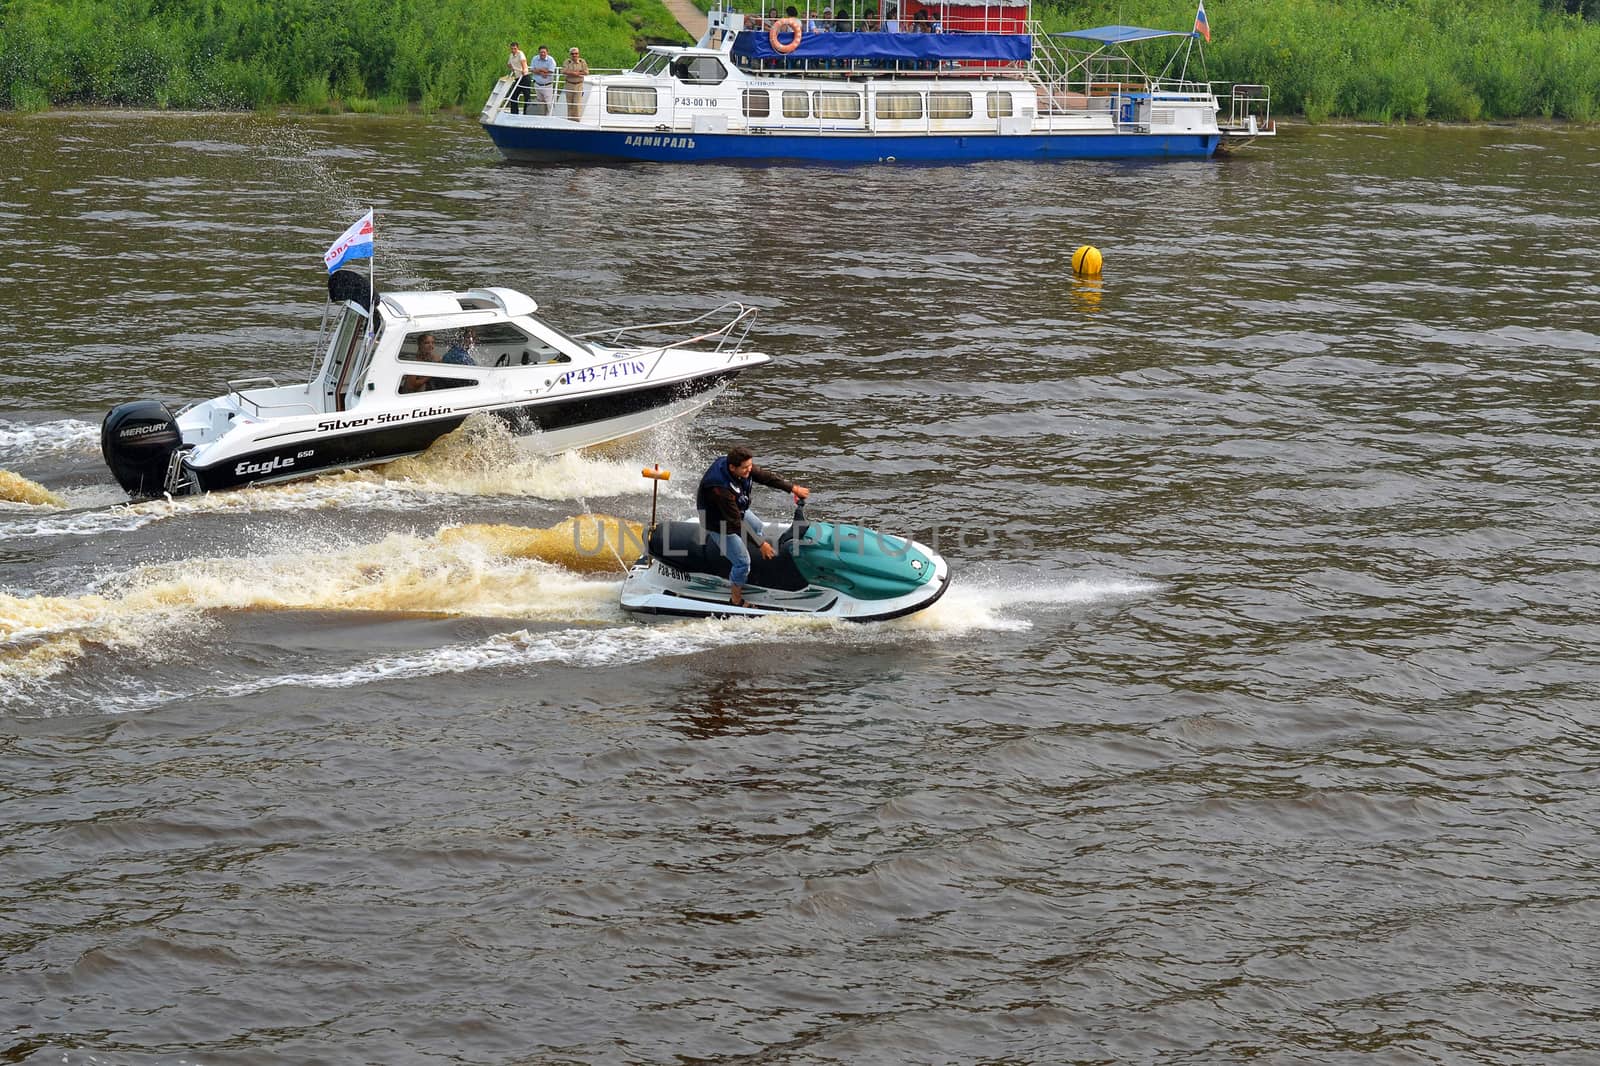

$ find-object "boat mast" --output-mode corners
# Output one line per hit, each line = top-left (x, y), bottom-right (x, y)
(367, 206), (376, 343)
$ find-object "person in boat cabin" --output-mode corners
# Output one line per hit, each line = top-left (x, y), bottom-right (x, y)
(400, 334), (472, 393)
(805, 7), (830, 33)
(507, 42), (531, 115)
(697, 446), (810, 608)
(529, 46), (558, 115)
(443, 327), (478, 366)
(562, 47), (589, 120)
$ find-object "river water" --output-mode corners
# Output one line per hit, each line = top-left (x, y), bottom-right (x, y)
(2, 113), (1598, 1063)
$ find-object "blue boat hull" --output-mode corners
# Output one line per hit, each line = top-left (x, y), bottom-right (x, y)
(481, 124), (1219, 164)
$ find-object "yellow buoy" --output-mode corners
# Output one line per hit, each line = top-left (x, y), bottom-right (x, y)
(1072, 245), (1103, 277)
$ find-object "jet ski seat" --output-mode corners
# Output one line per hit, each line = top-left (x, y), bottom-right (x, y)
(647, 521), (808, 591)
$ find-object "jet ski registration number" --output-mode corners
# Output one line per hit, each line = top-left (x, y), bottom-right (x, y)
(560, 359), (647, 386)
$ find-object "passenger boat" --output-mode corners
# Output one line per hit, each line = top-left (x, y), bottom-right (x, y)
(100, 271), (768, 498)
(479, 4), (1273, 165)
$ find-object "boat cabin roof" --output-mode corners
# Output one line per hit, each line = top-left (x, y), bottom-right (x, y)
(378, 287), (539, 323)
(1053, 25), (1200, 45)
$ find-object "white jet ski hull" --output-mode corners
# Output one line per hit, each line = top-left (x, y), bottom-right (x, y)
(619, 550), (951, 623)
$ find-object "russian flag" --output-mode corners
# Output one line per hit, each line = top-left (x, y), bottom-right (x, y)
(323, 210), (375, 273)
(1194, 0), (1211, 42)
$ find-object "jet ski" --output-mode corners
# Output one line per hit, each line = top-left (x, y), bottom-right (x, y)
(619, 497), (951, 622)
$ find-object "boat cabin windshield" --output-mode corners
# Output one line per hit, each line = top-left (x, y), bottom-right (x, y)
(633, 51), (672, 75)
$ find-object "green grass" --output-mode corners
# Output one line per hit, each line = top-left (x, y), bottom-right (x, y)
(1041, 0), (1600, 122)
(1, 0), (1595, 119)
(0, 0), (692, 111)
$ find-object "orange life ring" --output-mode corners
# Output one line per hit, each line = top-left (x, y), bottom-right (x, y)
(769, 17), (803, 54)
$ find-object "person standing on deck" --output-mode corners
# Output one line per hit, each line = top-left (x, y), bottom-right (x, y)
(562, 47), (590, 120)
(507, 42), (531, 114)
(529, 46), (558, 114)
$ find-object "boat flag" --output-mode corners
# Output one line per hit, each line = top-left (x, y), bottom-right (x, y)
(323, 210), (375, 273)
(1194, 0), (1211, 42)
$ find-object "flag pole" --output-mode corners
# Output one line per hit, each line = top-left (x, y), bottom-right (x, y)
(367, 206), (376, 341)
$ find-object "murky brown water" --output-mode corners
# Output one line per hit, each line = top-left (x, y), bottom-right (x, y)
(3, 112), (1599, 1063)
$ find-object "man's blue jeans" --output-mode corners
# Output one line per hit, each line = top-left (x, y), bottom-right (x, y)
(707, 511), (765, 586)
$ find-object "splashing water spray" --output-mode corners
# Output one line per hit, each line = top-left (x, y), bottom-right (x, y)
(0, 470), (65, 508)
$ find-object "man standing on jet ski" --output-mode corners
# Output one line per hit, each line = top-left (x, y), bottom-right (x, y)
(698, 446), (810, 607)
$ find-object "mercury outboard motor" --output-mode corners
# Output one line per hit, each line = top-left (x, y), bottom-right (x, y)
(101, 400), (182, 498)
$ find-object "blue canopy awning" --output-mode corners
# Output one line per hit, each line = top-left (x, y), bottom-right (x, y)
(1052, 25), (1197, 45)
(732, 30), (1032, 63)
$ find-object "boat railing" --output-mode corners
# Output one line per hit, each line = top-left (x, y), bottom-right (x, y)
(574, 302), (758, 361)
(1218, 82), (1274, 136)
(227, 377), (320, 418)
(483, 69), (633, 121)
(737, 9), (1023, 33)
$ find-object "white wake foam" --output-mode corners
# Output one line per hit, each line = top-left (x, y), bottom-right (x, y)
(900, 575), (1161, 634)
(0, 418), (99, 463)
(0, 416), (698, 543)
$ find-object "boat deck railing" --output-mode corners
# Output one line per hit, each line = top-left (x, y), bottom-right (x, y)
(483, 71), (630, 121)
(574, 302), (758, 361)
(1218, 82), (1274, 137)
(226, 377), (320, 419)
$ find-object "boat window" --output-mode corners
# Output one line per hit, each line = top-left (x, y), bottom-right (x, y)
(929, 92), (974, 119)
(398, 331), (464, 364)
(632, 52), (669, 75)
(671, 56), (727, 86)
(986, 91), (1014, 118)
(473, 322), (571, 368)
(813, 91), (862, 120)
(606, 86), (658, 115)
(876, 93), (922, 120)
(742, 89), (771, 118)
(399, 374), (477, 396)
(782, 91), (810, 118)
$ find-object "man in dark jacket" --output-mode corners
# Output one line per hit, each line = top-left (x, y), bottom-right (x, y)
(697, 445), (810, 607)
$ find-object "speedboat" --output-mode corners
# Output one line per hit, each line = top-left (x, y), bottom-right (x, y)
(620, 500), (951, 621)
(100, 270), (768, 497)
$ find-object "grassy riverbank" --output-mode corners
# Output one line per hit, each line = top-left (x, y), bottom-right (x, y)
(1045, 0), (1600, 121)
(0, 0), (691, 112)
(2, 0), (1596, 119)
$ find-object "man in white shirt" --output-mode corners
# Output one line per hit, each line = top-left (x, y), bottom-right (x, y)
(507, 42), (531, 114)
(529, 45), (558, 115)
